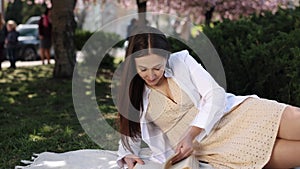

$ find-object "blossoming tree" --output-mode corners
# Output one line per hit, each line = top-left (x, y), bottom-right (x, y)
(18, 0), (292, 78)
(121, 0), (290, 24)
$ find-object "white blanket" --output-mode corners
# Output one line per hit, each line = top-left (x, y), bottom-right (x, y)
(15, 149), (120, 169)
(16, 148), (214, 169)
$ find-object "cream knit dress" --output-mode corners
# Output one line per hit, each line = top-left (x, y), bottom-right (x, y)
(146, 78), (287, 168)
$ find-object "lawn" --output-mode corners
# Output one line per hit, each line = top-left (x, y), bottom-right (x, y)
(0, 64), (119, 168)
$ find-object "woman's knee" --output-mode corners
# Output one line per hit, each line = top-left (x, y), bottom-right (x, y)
(282, 106), (300, 121)
(278, 106), (300, 139)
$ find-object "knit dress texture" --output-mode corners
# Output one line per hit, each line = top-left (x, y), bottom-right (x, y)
(146, 78), (287, 168)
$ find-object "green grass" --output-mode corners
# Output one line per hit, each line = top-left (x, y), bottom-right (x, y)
(0, 65), (119, 169)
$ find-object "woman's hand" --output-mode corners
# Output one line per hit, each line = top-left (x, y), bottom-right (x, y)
(170, 126), (203, 164)
(123, 154), (144, 169)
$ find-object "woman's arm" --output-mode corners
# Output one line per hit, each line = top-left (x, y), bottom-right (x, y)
(184, 52), (226, 139)
(170, 126), (203, 164)
(123, 154), (145, 169)
(168, 51), (226, 163)
(116, 137), (144, 168)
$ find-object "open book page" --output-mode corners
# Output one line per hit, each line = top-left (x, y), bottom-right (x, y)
(163, 153), (199, 169)
(133, 160), (163, 169)
(134, 153), (199, 169)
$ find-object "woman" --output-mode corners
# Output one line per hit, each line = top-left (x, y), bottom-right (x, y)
(116, 26), (300, 168)
(38, 8), (52, 65)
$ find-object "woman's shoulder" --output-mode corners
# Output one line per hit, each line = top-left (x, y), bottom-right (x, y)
(168, 50), (192, 66)
(170, 50), (189, 60)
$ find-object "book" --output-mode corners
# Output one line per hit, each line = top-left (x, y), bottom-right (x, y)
(133, 153), (199, 169)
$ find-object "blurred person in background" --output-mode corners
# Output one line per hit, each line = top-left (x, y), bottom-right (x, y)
(5, 20), (19, 69)
(127, 18), (138, 38)
(38, 8), (52, 65)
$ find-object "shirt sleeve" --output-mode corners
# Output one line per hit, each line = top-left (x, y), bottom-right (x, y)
(183, 52), (226, 139)
(116, 137), (142, 168)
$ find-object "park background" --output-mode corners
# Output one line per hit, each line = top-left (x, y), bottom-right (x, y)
(0, 0), (300, 168)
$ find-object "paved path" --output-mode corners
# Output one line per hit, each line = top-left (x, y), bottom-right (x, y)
(1, 59), (55, 69)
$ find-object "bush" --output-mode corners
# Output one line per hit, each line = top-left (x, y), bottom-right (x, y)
(75, 29), (124, 51)
(75, 29), (125, 69)
(202, 19), (264, 94)
(167, 36), (203, 64)
(195, 7), (300, 105)
(75, 29), (93, 51)
(240, 29), (300, 105)
(251, 7), (300, 39)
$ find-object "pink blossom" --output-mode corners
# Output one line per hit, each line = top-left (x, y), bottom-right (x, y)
(40, 0), (290, 24)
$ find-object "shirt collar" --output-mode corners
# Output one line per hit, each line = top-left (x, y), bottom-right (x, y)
(164, 67), (173, 78)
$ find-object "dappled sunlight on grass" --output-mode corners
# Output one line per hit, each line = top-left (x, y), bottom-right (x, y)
(0, 66), (53, 83)
(0, 62), (121, 168)
(0, 61), (123, 168)
(64, 126), (74, 137)
(85, 91), (92, 95)
(27, 93), (38, 99)
(29, 134), (47, 142)
(28, 125), (75, 142)
(41, 124), (57, 133)
(0, 65), (103, 168)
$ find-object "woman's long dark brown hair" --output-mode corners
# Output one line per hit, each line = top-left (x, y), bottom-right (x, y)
(117, 26), (171, 152)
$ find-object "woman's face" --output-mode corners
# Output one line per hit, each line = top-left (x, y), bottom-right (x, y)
(6, 24), (12, 31)
(135, 54), (167, 87)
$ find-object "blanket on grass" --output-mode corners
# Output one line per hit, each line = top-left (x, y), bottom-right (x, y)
(15, 148), (214, 169)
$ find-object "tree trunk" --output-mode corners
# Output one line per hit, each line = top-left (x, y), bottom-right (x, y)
(136, 0), (147, 26)
(205, 6), (215, 26)
(51, 0), (77, 78)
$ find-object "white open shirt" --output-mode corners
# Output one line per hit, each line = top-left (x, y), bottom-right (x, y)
(117, 50), (257, 167)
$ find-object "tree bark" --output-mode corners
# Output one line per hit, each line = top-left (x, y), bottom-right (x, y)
(205, 6), (215, 26)
(51, 0), (77, 78)
(136, 0), (147, 26)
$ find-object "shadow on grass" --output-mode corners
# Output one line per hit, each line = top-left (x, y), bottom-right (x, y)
(0, 65), (119, 168)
